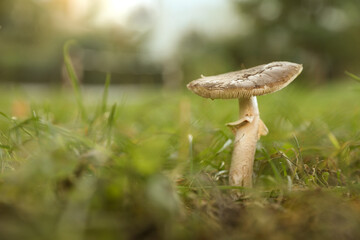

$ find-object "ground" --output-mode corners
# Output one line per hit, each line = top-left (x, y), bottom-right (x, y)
(0, 81), (359, 240)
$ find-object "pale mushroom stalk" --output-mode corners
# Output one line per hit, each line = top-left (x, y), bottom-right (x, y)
(227, 96), (268, 187)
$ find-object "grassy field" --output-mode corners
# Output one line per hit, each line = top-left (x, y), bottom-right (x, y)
(0, 79), (360, 240)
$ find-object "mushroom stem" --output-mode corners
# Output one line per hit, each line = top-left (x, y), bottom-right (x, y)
(227, 96), (268, 187)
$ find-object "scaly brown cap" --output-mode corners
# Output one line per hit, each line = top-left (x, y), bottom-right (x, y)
(187, 61), (303, 99)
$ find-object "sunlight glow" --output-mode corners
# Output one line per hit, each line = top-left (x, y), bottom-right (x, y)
(95, 0), (151, 26)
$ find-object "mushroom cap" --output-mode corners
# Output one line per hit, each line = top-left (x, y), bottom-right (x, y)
(187, 61), (303, 99)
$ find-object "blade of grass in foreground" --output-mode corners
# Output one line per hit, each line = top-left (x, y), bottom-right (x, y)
(63, 40), (87, 120)
(101, 73), (111, 114)
(106, 103), (117, 145)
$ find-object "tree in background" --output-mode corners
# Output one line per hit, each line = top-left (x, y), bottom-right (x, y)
(181, 0), (360, 84)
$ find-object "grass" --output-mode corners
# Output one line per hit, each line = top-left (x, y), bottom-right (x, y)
(0, 78), (359, 239)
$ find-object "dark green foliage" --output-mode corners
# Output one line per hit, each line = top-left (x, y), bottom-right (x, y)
(1, 0), (360, 85)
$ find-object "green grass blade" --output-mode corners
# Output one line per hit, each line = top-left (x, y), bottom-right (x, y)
(107, 103), (117, 128)
(0, 144), (12, 150)
(101, 73), (111, 113)
(345, 71), (360, 83)
(268, 159), (283, 182)
(0, 112), (11, 120)
(106, 103), (117, 145)
(328, 132), (340, 149)
(63, 40), (87, 120)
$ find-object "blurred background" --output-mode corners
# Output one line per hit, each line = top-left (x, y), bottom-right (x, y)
(1, 0), (360, 87)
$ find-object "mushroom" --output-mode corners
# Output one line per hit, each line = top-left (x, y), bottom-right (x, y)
(187, 61), (303, 187)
